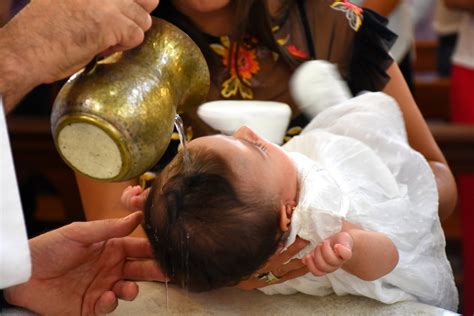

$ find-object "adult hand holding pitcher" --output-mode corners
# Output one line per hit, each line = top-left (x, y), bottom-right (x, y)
(51, 18), (210, 181)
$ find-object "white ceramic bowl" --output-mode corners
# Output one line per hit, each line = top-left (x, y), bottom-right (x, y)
(197, 100), (291, 144)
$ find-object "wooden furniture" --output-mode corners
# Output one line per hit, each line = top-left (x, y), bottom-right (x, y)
(413, 41), (473, 311)
(413, 40), (473, 242)
(7, 116), (84, 226)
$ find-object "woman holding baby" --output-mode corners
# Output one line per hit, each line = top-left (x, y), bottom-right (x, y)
(76, 0), (458, 301)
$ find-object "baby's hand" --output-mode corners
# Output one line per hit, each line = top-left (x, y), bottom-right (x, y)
(120, 185), (150, 212)
(302, 232), (353, 277)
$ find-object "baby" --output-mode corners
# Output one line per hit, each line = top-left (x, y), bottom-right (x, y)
(122, 62), (458, 311)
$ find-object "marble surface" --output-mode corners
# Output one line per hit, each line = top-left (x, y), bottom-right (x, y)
(112, 282), (458, 315)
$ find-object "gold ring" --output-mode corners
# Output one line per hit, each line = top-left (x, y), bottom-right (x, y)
(256, 272), (280, 284)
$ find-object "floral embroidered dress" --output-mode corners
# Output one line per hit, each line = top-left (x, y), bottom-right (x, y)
(151, 0), (396, 170)
(184, 0), (396, 139)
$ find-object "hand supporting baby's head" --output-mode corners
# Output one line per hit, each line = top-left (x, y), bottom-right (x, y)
(143, 146), (282, 291)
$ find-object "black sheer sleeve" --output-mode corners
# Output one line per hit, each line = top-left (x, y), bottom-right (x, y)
(347, 9), (398, 95)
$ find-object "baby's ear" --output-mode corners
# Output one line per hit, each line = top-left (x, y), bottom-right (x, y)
(279, 204), (294, 231)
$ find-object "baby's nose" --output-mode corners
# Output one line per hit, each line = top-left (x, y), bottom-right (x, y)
(233, 126), (251, 138)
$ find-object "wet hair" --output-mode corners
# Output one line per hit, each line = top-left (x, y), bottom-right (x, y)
(143, 147), (281, 291)
(154, 0), (298, 80)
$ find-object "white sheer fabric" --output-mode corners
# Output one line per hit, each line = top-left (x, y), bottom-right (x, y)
(260, 93), (458, 311)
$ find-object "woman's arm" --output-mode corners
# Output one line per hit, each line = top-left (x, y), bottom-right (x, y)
(443, 0), (474, 14)
(383, 63), (458, 220)
(76, 173), (146, 237)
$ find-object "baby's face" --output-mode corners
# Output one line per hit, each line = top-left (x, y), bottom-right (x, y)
(187, 126), (298, 205)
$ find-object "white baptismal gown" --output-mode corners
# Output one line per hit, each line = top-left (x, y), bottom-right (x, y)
(259, 92), (458, 311)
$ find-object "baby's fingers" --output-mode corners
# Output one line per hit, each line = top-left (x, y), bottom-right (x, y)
(321, 240), (343, 266)
(121, 185), (144, 209)
(130, 185), (144, 195)
(315, 243), (342, 272)
(121, 186), (133, 202)
(335, 244), (352, 261)
(303, 253), (326, 277)
(130, 195), (146, 210)
(122, 185), (142, 197)
(132, 188), (150, 208)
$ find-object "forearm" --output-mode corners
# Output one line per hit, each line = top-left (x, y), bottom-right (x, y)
(429, 161), (458, 221)
(0, 27), (39, 112)
(341, 221), (399, 281)
(383, 64), (457, 220)
(360, 0), (401, 16)
(76, 173), (145, 237)
(444, 0), (474, 14)
(1, 0), (156, 113)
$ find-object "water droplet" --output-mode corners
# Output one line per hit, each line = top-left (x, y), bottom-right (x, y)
(185, 233), (190, 294)
(165, 277), (169, 309)
(174, 114), (190, 165)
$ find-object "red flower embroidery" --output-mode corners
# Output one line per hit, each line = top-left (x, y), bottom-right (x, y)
(211, 36), (260, 99)
(288, 44), (309, 59)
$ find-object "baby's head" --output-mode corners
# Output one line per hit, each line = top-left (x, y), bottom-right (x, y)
(144, 126), (298, 291)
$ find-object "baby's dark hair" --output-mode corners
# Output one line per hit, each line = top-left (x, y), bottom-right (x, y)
(143, 147), (281, 292)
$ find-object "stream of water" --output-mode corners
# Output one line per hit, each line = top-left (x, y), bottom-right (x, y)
(174, 114), (190, 166)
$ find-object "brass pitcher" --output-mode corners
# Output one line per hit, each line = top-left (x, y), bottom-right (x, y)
(51, 18), (210, 182)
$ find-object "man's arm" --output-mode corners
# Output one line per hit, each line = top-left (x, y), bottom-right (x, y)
(0, 0), (159, 112)
(0, 0), (160, 313)
(0, 31), (38, 112)
(3, 212), (165, 315)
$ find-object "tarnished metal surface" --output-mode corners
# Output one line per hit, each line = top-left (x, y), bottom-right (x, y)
(51, 18), (210, 181)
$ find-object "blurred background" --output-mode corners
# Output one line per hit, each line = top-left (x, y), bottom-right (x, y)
(2, 0), (473, 314)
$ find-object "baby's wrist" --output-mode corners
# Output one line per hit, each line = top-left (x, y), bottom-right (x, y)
(345, 229), (356, 254)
